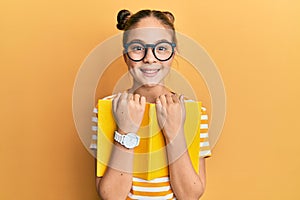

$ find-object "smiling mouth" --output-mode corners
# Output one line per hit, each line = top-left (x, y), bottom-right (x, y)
(140, 69), (160, 77)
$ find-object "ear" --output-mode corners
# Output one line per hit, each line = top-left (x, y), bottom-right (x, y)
(173, 46), (178, 57)
(123, 49), (128, 62)
(123, 50), (126, 61)
(123, 51), (131, 70)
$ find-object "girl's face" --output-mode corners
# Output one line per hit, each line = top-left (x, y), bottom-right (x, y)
(124, 17), (175, 88)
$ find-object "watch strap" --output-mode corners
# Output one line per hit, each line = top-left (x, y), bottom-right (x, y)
(114, 131), (125, 145)
(114, 131), (140, 149)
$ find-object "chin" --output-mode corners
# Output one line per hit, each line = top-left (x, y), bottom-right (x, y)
(141, 81), (162, 88)
(143, 83), (158, 87)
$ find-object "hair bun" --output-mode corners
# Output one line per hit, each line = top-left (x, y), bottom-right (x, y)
(116, 9), (131, 30)
(163, 11), (175, 23)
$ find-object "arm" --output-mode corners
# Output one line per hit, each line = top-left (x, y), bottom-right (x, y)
(96, 92), (146, 199)
(166, 130), (206, 200)
(156, 94), (207, 199)
(96, 142), (134, 200)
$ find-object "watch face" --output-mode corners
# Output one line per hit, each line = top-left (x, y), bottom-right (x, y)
(124, 133), (140, 149)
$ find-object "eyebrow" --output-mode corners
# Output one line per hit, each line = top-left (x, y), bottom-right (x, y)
(127, 39), (172, 44)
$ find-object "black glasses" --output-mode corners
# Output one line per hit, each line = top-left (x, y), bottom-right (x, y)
(124, 41), (176, 62)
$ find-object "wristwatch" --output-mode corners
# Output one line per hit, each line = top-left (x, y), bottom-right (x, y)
(114, 131), (140, 149)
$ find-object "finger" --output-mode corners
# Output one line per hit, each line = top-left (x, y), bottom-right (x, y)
(179, 94), (186, 113)
(156, 98), (163, 116)
(140, 96), (146, 106)
(166, 94), (173, 104)
(155, 98), (162, 109)
(179, 94), (184, 104)
(159, 94), (167, 107)
(128, 93), (133, 101)
(113, 92), (121, 111)
(134, 93), (140, 102)
(155, 98), (163, 119)
(156, 97), (161, 105)
(172, 93), (180, 103)
(120, 91), (128, 101)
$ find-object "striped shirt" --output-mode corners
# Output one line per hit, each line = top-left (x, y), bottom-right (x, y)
(90, 96), (211, 199)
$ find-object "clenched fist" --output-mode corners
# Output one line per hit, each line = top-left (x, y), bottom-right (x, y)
(155, 94), (186, 143)
(112, 92), (146, 134)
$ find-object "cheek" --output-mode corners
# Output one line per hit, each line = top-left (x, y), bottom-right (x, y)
(124, 54), (134, 68)
(163, 59), (173, 69)
(165, 54), (175, 66)
(127, 62), (139, 71)
(127, 59), (143, 70)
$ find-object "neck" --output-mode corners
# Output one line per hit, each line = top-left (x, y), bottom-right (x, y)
(128, 83), (172, 103)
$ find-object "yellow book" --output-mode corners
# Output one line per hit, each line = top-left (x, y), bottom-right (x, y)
(96, 99), (202, 180)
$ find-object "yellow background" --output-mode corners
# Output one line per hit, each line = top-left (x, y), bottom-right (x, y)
(1, 0), (300, 199)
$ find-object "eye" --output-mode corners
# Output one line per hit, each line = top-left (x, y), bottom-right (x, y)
(157, 46), (167, 51)
(156, 43), (172, 53)
(132, 46), (143, 51)
(128, 43), (145, 52)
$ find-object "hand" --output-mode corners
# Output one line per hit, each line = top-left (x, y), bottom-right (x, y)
(155, 94), (186, 143)
(112, 92), (146, 134)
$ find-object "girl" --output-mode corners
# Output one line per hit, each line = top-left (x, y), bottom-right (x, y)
(92, 9), (211, 200)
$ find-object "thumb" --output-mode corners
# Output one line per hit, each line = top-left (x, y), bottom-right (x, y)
(179, 94), (185, 105)
(156, 97), (162, 107)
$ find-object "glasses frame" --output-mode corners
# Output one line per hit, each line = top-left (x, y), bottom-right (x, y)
(124, 41), (176, 62)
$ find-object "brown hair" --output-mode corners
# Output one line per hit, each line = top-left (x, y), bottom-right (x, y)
(116, 9), (176, 45)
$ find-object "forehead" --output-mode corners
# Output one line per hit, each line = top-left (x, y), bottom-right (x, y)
(125, 17), (173, 43)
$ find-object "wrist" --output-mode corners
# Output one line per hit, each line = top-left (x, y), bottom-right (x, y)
(117, 128), (128, 135)
(163, 128), (185, 144)
(165, 131), (187, 163)
(117, 127), (138, 135)
(113, 141), (134, 152)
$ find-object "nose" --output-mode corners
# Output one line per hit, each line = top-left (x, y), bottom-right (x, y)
(143, 47), (157, 64)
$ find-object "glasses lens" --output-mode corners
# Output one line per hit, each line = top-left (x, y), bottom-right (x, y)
(125, 42), (175, 62)
(154, 42), (173, 61)
(126, 42), (145, 61)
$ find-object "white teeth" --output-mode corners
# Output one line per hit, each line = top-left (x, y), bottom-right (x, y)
(141, 69), (159, 73)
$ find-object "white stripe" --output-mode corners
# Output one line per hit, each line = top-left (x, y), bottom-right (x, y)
(93, 108), (98, 113)
(200, 141), (210, 147)
(92, 117), (98, 122)
(133, 177), (169, 183)
(92, 126), (98, 131)
(132, 185), (170, 192)
(92, 134), (97, 140)
(102, 95), (115, 100)
(201, 115), (208, 120)
(128, 192), (173, 200)
(200, 133), (208, 138)
(200, 124), (208, 129)
(89, 144), (97, 150)
(200, 150), (211, 157)
(201, 107), (207, 111)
